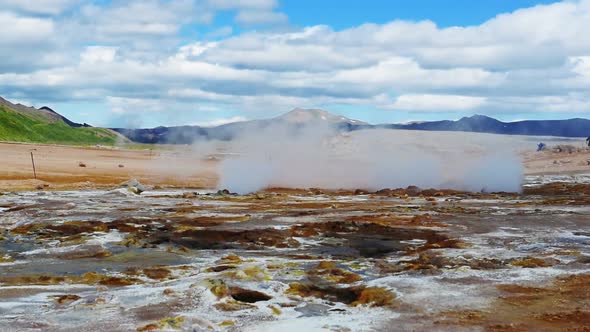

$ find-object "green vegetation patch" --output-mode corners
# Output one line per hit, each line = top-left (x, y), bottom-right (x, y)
(0, 105), (118, 145)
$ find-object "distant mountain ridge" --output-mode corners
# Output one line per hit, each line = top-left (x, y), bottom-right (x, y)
(112, 110), (590, 144)
(380, 114), (590, 137)
(112, 108), (367, 144)
(1, 95), (589, 145)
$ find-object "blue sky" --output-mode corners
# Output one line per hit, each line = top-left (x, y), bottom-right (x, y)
(1, 0), (589, 128)
(280, 0), (560, 29)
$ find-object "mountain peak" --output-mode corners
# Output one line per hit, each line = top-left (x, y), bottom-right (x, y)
(279, 108), (367, 125)
(462, 114), (497, 121)
(39, 106), (57, 113)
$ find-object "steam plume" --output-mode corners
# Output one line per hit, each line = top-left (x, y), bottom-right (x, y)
(217, 122), (523, 194)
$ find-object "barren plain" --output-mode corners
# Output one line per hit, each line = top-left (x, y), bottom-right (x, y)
(1, 130), (590, 331)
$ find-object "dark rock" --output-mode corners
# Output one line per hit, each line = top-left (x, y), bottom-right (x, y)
(229, 287), (272, 303)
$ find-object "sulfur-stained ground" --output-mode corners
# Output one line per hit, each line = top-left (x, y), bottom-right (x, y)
(0, 179), (589, 331)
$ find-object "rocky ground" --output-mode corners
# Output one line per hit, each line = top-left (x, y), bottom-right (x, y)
(1, 178), (589, 331)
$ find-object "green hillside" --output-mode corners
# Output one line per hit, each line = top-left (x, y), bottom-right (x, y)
(0, 104), (119, 145)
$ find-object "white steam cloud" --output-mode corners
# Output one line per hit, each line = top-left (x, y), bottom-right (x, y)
(217, 124), (524, 194)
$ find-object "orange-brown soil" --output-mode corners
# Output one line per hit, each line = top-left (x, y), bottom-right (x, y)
(0, 142), (216, 191)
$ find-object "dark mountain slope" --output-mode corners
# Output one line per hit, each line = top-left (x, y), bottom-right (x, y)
(112, 111), (590, 144)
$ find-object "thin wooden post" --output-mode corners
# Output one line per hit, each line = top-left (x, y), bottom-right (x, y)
(30, 152), (37, 179)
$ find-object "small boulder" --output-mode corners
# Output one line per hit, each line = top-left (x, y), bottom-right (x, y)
(64, 202), (76, 210)
(354, 189), (369, 195)
(406, 186), (422, 196)
(119, 179), (145, 195)
(375, 188), (393, 196)
(228, 287), (272, 303)
(216, 189), (232, 196)
(182, 192), (198, 199)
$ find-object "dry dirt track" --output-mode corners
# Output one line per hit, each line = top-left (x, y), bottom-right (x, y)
(0, 142), (217, 191)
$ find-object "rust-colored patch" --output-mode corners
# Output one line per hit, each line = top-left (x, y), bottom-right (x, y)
(217, 254), (242, 264)
(0, 272), (141, 287)
(524, 183), (590, 196)
(54, 294), (81, 304)
(432, 274), (590, 331)
(143, 267), (172, 280)
(137, 323), (159, 331)
(511, 257), (555, 268)
(207, 265), (236, 272)
(381, 253), (507, 274)
(346, 214), (447, 228)
(285, 283), (395, 307)
(351, 287), (396, 307)
(434, 310), (487, 326)
(307, 261), (362, 284)
(97, 276), (140, 286)
(0, 275), (67, 286)
(47, 221), (109, 235)
(536, 310), (590, 323)
(10, 224), (42, 235)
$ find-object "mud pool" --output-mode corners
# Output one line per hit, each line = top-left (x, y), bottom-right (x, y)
(0, 181), (589, 331)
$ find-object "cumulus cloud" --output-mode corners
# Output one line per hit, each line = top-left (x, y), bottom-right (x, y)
(207, 0), (277, 10)
(80, 46), (118, 64)
(0, 11), (54, 43)
(73, 0), (205, 42)
(1, 0), (590, 126)
(0, 11), (63, 72)
(391, 94), (488, 112)
(191, 116), (247, 127)
(0, 0), (78, 15)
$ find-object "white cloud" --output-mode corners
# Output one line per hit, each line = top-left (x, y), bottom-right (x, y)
(0, 12), (54, 43)
(0, 11), (61, 72)
(2, 0), (590, 124)
(80, 46), (118, 64)
(207, 0), (277, 10)
(391, 94), (488, 112)
(0, 0), (78, 15)
(191, 116), (247, 127)
(107, 96), (170, 114)
(75, 1), (203, 41)
(571, 56), (590, 77)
